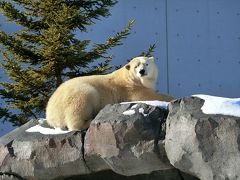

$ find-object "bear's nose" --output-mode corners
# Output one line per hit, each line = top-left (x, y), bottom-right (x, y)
(139, 69), (145, 75)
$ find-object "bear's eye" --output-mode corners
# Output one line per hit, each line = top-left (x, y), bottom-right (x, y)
(135, 62), (140, 68)
(146, 63), (148, 66)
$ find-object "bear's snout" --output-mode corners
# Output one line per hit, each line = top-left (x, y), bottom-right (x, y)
(139, 69), (146, 76)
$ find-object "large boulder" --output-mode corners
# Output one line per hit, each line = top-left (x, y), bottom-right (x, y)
(165, 96), (240, 180)
(0, 120), (89, 180)
(84, 103), (171, 176)
(0, 102), (197, 180)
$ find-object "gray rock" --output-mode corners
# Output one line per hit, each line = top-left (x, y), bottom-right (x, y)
(84, 103), (172, 176)
(66, 169), (198, 180)
(0, 102), (198, 180)
(0, 120), (90, 180)
(165, 96), (240, 180)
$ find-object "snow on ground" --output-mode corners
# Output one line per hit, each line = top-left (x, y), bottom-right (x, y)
(26, 119), (70, 135)
(193, 94), (240, 117)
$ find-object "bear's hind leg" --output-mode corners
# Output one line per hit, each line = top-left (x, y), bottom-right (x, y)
(65, 106), (94, 131)
(67, 118), (90, 131)
(64, 84), (100, 131)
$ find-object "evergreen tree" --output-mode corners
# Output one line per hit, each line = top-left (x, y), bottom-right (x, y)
(0, 0), (134, 126)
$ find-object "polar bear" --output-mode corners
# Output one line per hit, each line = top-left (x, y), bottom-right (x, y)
(46, 56), (173, 130)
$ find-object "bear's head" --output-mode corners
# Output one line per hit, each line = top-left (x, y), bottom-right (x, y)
(125, 56), (158, 89)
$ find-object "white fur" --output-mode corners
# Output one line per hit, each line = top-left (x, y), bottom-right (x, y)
(46, 56), (173, 130)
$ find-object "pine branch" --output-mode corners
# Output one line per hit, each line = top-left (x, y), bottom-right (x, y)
(0, 32), (41, 64)
(0, 0), (134, 126)
(139, 44), (156, 57)
(0, 106), (28, 125)
(87, 20), (134, 60)
(0, 1), (46, 31)
(116, 44), (157, 70)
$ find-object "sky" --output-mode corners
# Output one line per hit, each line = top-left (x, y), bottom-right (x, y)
(0, 13), (21, 137)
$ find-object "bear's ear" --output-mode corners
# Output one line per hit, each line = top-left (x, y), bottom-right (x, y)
(148, 57), (154, 61)
(125, 64), (130, 70)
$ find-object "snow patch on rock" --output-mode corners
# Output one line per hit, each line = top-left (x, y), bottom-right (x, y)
(121, 100), (169, 109)
(122, 109), (136, 116)
(26, 119), (70, 135)
(193, 94), (240, 117)
(139, 108), (148, 117)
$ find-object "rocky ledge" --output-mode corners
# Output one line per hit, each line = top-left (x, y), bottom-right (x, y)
(0, 96), (239, 180)
(165, 97), (240, 180)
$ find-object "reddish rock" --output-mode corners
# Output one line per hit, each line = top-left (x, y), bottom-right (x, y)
(84, 103), (172, 176)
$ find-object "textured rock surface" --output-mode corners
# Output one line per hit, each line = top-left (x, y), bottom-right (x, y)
(0, 102), (198, 180)
(84, 103), (171, 176)
(165, 96), (240, 180)
(65, 169), (198, 180)
(0, 120), (89, 180)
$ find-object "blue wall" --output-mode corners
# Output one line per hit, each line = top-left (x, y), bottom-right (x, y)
(1, 0), (240, 135)
(79, 0), (240, 98)
(167, 0), (240, 98)
(2, 0), (240, 97)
